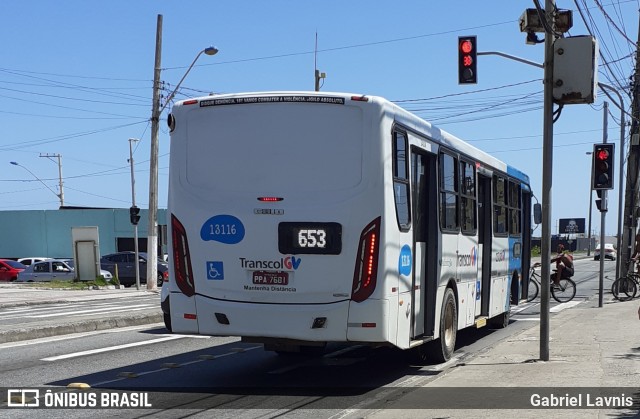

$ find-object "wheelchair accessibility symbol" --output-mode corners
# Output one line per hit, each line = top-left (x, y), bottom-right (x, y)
(206, 261), (224, 280)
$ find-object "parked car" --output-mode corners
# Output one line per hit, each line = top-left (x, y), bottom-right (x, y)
(0, 259), (27, 281)
(16, 259), (114, 283)
(100, 252), (168, 287)
(594, 243), (617, 261)
(60, 259), (114, 280)
(16, 259), (75, 282)
(17, 257), (48, 266)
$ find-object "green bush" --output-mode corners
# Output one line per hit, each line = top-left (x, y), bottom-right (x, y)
(531, 245), (541, 257)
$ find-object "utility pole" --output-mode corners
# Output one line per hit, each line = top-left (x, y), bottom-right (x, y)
(539, 0), (556, 362)
(129, 138), (141, 290)
(147, 14), (162, 291)
(39, 153), (64, 207)
(620, 17), (640, 276)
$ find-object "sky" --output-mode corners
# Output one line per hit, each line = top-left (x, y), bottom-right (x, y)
(1, 0), (637, 237)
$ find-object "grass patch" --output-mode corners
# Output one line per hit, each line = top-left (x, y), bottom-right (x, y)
(19, 276), (122, 290)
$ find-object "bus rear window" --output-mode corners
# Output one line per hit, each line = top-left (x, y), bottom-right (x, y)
(184, 104), (363, 193)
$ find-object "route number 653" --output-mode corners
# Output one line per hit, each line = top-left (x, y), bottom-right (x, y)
(297, 229), (327, 248)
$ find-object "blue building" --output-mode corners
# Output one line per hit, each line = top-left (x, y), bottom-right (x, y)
(0, 208), (167, 260)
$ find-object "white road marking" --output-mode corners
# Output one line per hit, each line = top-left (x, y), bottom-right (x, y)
(28, 304), (154, 319)
(0, 323), (164, 349)
(41, 335), (185, 361)
(0, 304), (156, 320)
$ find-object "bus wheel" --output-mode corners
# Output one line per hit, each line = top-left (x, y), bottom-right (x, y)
(489, 309), (510, 329)
(163, 312), (172, 332)
(489, 291), (511, 329)
(421, 287), (457, 364)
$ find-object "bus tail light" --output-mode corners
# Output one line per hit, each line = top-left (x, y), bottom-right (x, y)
(351, 217), (381, 302)
(171, 214), (195, 297)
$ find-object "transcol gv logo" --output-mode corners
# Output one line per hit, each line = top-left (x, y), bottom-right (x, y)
(457, 247), (477, 267)
(239, 256), (302, 270)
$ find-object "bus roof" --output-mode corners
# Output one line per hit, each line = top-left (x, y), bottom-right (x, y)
(172, 91), (531, 186)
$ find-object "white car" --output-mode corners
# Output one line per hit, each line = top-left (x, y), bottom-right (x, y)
(17, 257), (48, 266)
(16, 259), (113, 282)
(594, 243), (617, 261)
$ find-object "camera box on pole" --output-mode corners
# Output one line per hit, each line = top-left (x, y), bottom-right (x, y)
(553, 35), (599, 104)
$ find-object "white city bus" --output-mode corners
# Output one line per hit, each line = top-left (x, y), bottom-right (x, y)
(162, 91), (534, 362)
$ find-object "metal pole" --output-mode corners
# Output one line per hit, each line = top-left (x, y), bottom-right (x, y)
(129, 138), (140, 290)
(540, 0), (556, 362)
(599, 102), (608, 308)
(599, 197), (606, 307)
(587, 152), (593, 256)
(598, 83), (627, 279)
(11, 161), (60, 204)
(147, 14), (162, 291)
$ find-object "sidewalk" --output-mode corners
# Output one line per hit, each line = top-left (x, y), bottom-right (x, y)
(0, 284), (163, 343)
(366, 296), (640, 418)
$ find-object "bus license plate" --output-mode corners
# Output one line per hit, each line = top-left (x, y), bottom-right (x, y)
(252, 271), (289, 285)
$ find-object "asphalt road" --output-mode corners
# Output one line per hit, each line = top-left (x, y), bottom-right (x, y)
(0, 257), (615, 418)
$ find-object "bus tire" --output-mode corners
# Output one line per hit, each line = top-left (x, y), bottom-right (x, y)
(163, 312), (172, 332)
(489, 289), (511, 329)
(426, 287), (457, 363)
(489, 309), (510, 329)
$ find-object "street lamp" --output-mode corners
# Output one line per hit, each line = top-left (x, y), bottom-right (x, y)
(586, 151), (593, 256)
(160, 46), (218, 115)
(147, 42), (219, 291)
(10, 161), (64, 208)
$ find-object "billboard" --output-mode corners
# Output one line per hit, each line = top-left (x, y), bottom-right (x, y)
(559, 218), (585, 234)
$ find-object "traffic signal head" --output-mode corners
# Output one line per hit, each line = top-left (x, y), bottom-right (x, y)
(591, 143), (615, 190)
(130, 206), (141, 225)
(458, 36), (477, 84)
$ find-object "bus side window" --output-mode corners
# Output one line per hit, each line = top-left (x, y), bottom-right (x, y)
(439, 152), (459, 232)
(493, 175), (508, 235)
(460, 160), (477, 234)
(393, 131), (411, 231)
(508, 181), (521, 236)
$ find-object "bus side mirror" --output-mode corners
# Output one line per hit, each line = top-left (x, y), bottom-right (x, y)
(533, 203), (542, 225)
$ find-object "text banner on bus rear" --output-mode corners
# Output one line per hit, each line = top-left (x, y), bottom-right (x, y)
(200, 96), (346, 108)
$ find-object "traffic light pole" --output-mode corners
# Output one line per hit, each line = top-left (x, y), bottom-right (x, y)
(129, 138), (141, 290)
(599, 192), (606, 308)
(592, 141), (615, 307)
(597, 83), (626, 281)
(474, 4), (554, 360)
(477, 51), (543, 69)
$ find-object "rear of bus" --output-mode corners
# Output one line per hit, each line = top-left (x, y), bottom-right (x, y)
(166, 92), (390, 350)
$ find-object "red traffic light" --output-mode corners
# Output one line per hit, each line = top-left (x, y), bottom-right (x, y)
(458, 36), (477, 84)
(460, 40), (473, 54)
(595, 149), (609, 161)
(591, 143), (614, 190)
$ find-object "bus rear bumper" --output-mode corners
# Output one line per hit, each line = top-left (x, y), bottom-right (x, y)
(192, 295), (352, 342)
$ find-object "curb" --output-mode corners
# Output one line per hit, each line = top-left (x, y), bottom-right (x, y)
(0, 312), (164, 344)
